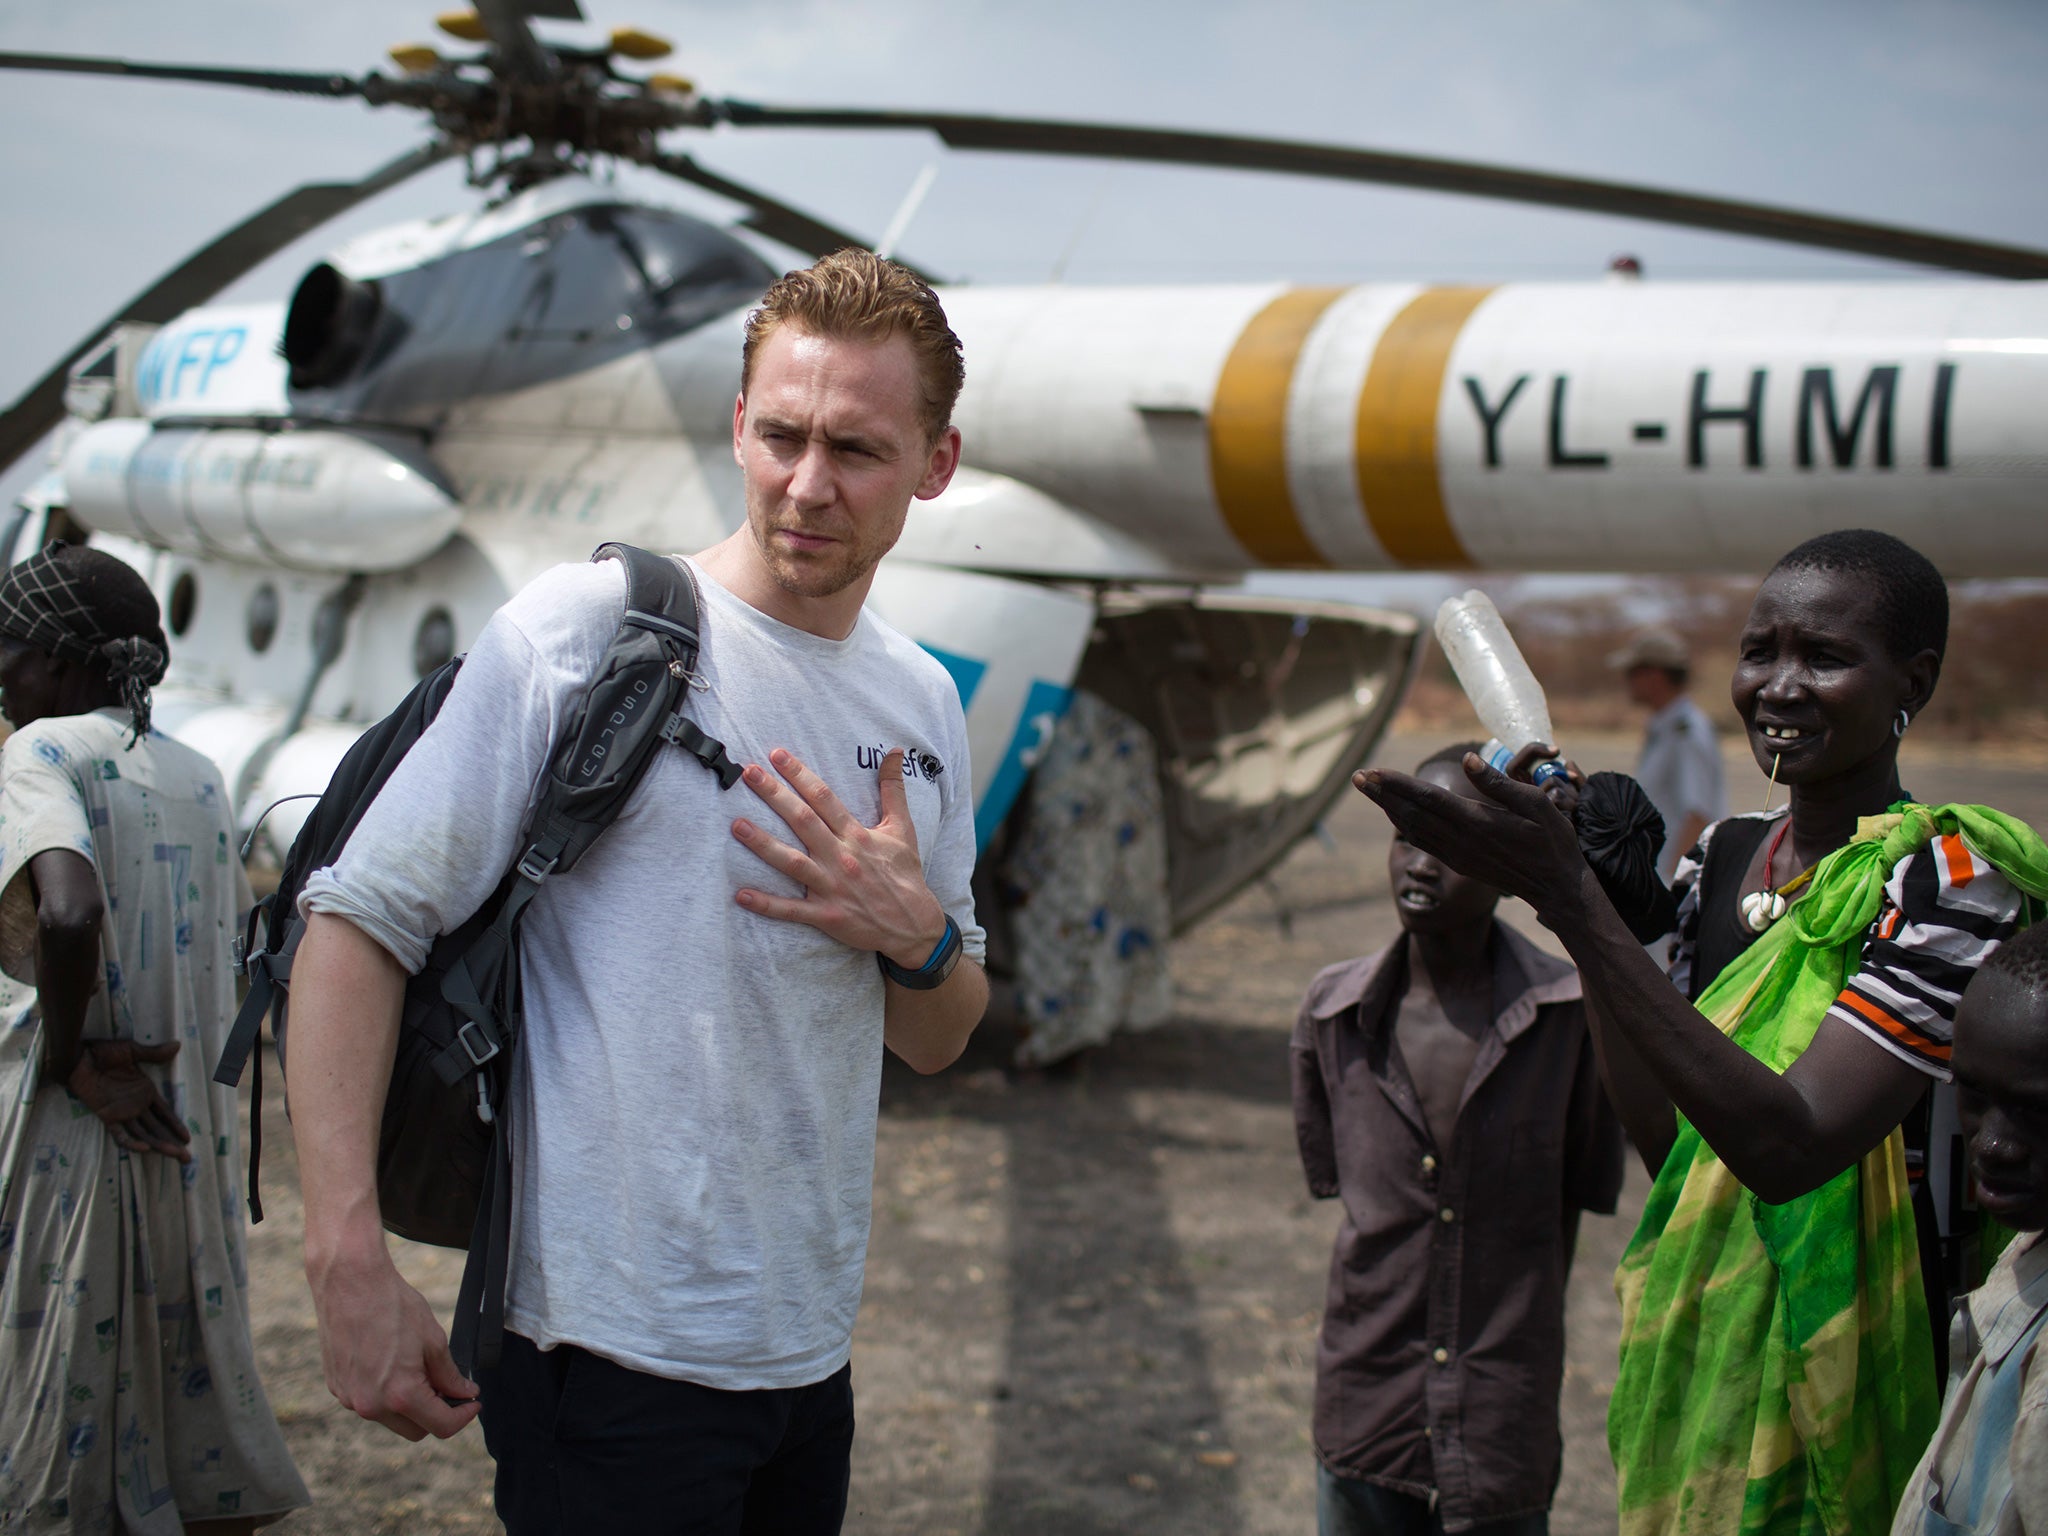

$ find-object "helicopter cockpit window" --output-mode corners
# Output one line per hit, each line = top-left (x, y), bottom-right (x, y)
(501, 211), (636, 347)
(603, 209), (776, 335)
(461, 205), (774, 400)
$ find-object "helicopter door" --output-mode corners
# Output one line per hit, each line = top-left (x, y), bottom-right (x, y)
(1072, 590), (1421, 932)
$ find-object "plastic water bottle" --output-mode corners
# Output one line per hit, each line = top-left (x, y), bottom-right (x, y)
(1432, 590), (1568, 787)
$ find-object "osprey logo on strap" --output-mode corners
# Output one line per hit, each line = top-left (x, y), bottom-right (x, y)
(574, 677), (653, 782)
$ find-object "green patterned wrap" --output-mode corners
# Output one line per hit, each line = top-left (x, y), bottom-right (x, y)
(1610, 804), (2048, 1536)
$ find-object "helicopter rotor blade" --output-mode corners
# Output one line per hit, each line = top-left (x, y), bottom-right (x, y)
(0, 50), (365, 100)
(647, 151), (944, 286)
(0, 140), (454, 477)
(713, 104), (2048, 280)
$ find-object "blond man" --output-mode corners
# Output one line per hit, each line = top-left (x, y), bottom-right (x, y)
(287, 250), (988, 1533)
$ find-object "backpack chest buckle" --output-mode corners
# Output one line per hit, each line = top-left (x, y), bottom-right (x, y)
(456, 1018), (502, 1068)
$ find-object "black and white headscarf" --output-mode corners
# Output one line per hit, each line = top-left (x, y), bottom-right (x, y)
(0, 542), (168, 745)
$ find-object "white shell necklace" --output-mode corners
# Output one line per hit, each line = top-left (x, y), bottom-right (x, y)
(1740, 818), (1798, 932)
(1739, 752), (1811, 934)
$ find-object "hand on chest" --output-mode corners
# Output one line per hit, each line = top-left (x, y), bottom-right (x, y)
(723, 737), (947, 897)
(622, 688), (950, 903)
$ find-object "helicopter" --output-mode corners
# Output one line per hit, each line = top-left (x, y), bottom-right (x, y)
(2, 0), (2046, 963)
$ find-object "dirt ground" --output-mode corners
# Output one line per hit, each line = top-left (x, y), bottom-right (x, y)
(239, 729), (2048, 1534)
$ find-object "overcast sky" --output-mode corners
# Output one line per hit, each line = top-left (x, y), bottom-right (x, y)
(4, 0), (2045, 560)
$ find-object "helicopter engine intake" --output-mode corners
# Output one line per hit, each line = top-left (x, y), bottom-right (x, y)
(283, 262), (387, 389)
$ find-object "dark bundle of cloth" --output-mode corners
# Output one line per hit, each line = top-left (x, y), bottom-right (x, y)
(1576, 771), (1678, 942)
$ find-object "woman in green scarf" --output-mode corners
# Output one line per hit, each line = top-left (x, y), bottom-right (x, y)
(1357, 530), (2048, 1536)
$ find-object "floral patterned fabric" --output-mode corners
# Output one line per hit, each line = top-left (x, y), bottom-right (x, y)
(0, 708), (306, 1532)
(1001, 691), (1173, 1066)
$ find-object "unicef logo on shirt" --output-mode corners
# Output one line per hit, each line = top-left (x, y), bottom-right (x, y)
(854, 745), (944, 781)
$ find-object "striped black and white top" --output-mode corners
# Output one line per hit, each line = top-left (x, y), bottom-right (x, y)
(1667, 809), (2022, 1081)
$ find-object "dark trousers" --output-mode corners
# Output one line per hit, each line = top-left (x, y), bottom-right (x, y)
(477, 1330), (855, 1535)
(1317, 1465), (1549, 1536)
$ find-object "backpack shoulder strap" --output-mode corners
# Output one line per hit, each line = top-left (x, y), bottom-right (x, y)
(603, 543), (743, 792)
(608, 541), (695, 646)
(518, 544), (738, 876)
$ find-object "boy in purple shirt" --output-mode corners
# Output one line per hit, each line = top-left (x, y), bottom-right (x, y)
(1292, 744), (1625, 1534)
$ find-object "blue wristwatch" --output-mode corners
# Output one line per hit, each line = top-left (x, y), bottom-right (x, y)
(879, 916), (963, 990)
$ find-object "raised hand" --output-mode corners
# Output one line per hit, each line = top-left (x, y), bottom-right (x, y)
(732, 747), (946, 968)
(67, 1039), (193, 1161)
(1504, 739), (1587, 819)
(1354, 752), (1588, 923)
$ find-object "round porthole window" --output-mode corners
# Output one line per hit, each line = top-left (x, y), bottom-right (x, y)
(246, 584), (279, 654)
(413, 607), (456, 678)
(167, 571), (197, 637)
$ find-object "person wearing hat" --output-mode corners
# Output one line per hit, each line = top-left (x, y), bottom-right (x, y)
(1613, 625), (1726, 881)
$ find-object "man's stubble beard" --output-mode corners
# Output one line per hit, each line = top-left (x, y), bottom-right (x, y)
(751, 517), (889, 601)
(748, 501), (905, 601)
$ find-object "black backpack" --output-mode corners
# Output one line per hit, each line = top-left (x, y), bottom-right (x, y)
(212, 541), (740, 1375)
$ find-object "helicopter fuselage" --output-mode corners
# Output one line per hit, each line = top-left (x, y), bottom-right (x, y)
(29, 176), (2048, 911)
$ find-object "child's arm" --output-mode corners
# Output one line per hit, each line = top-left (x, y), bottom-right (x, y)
(1291, 1004), (1338, 1198)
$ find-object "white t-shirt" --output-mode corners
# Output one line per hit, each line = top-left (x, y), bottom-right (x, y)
(302, 557), (983, 1389)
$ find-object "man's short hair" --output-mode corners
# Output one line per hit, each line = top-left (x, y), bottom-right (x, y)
(1770, 529), (1949, 666)
(741, 248), (965, 443)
